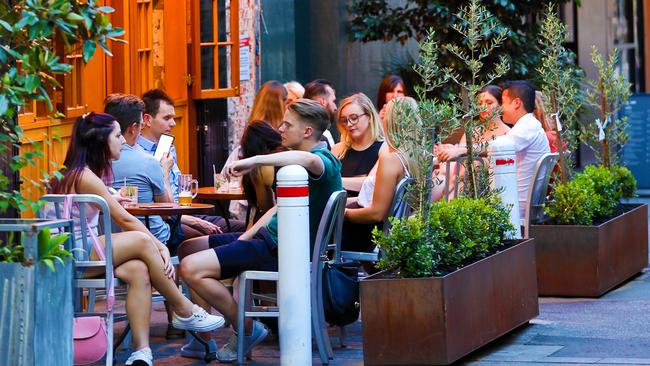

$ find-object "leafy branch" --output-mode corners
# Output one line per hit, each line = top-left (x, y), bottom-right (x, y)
(536, 4), (584, 183)
(415, 0), (510, 199)
(0, 0), (124, 214)
(582, 47), (631, 167)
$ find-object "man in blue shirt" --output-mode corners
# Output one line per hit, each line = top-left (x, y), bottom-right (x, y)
(105, 93), (174, 243)
(139, 89), (244, 236)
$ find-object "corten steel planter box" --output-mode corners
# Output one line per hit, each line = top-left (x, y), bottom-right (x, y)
(360, 238), (539, 365)
(532, 203), (648, 297)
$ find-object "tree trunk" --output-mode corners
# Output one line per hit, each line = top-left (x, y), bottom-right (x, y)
(599, 80), (610, 167)
(549, 91), (569, 184)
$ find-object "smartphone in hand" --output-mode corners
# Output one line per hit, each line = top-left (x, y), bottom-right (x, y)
(154, 133), (175, 161)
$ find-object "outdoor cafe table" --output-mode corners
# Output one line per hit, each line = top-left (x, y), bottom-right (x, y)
(125, 202), (214, 238)
(197, 186), (246, 201)
(196, 187), (247, 231)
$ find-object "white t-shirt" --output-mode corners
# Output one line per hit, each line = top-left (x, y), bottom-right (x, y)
(322, 130), (335, 148)
(358, 152), (410, 208)
(494, 113), (550, 217)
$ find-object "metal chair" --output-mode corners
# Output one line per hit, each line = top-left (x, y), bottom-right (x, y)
(40, 194), (116, 366)
(522, 153), (559, 239)
(235, 190), (347, 364)
(339, 176), (413, 262)
(442, 155), (487, 200)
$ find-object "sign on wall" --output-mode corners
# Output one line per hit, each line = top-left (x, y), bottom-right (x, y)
(240, 35), (251, 81)
(621, 94), (650, 194)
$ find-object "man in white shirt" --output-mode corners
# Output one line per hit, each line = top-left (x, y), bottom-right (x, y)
(497, 80), (551, 215)
(436, 80), (550, 217)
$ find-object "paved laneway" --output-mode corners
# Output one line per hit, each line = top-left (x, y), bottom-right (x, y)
(108, 198), (650, 365)
(467, 197), (650, 365)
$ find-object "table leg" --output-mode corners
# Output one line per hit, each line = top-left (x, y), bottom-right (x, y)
(214, 200), (232, 231)
(169, 214), (182, 239)
(144, 215), (151, 230)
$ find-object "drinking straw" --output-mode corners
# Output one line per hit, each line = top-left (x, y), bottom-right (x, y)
(123, 177), (126, 189)
(213, 164), (217, 176)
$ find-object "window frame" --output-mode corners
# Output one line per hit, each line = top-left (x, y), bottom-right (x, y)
(191, 0), (240, 99)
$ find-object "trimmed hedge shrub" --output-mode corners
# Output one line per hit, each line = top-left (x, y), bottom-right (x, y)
(374, 195), (513, 278)
(545, 165), (637, 225)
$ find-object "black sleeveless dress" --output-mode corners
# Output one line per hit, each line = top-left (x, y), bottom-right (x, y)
(339, 140), (383, 197)
(339, 140), (383, 253)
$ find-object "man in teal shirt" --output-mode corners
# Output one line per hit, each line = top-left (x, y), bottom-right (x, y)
(178, 99), (342, 361)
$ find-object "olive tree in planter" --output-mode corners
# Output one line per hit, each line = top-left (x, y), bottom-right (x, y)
(359, 2), (539, 364)
(535, 4), (584, 184)
(531, 47), (647, 297)
(0, 1), (123, 364)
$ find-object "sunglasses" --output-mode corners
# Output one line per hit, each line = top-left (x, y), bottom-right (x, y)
(338, 113), (368, 126)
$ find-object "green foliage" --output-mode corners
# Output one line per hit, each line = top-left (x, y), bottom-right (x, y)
(0, 0), (124, 214)
(411, 0), (510, 202)
(37, 227), (74, 272)
(535, 4), (584, 182)
(0, 232), (23, 263)
(0, 227), (73, 271)
(545, 165), (634, 225)
(428, 195), (513, 272)
(389, 97), (451, 215)
(349, 0), (571, 85)
(611, 165), (637, 198)
(544, 177), (597, 225)
(582, 47), (632, 167)
(373, 214), (438, 278)
(375, 195), (513, 278)
(575, 165), (620, 218)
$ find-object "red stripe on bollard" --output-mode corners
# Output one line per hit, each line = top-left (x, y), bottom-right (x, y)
(495, 158), (515, 166)
(276, 186), (309, 197)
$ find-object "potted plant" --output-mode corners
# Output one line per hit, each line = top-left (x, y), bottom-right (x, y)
(535, 5), (584, 184)
(530, 45), (647, 297)
(0, 2), (123, 364)
(359, 2), (539, 364)
(0, 219), (76, 365)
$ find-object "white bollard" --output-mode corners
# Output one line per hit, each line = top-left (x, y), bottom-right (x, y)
(488, 138), (522, 239)
(276, 165), (312, 365)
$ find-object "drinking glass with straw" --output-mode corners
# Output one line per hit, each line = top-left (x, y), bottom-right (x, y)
(120, 178), (138, 207)
(213, 164), (220, 191)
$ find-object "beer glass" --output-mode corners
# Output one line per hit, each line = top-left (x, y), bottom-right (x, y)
(178, 174), (198, 206)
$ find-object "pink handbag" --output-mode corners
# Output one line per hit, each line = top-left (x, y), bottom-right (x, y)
(73, 316), (108, 365)
(59, 195), (115, 365)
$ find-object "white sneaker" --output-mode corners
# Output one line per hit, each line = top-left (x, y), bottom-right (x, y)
(172, 304), (225, 332)
(125, 347), (153, 366)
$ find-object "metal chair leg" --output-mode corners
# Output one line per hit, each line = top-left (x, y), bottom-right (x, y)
(237, 276), (249, 364)
(113, 322), (131, 353)
(339, 326), (347, 348)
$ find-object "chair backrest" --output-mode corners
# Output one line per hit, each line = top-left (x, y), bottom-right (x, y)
(523, 152), (559, 238)
(337, 177), (413, 263)
(40, 193), (115, 366)
(382, 176), (413, 235)
(311, 190), (347, 266)
(443, 155), (487, 201)
(40, 194), (113, 265)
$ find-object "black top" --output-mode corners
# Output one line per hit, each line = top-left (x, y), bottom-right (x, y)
(340, 140), (383, 196)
